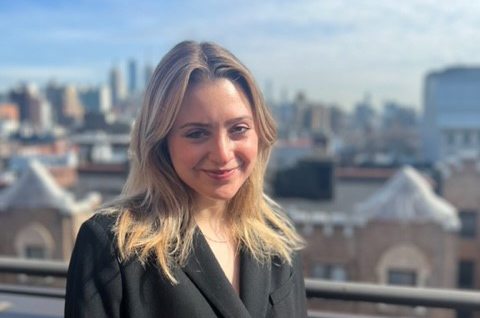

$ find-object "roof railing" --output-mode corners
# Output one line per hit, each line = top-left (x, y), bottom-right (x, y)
(0, 256), (479, 311)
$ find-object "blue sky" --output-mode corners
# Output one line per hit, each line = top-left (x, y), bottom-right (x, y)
(2, 0), (480, 110)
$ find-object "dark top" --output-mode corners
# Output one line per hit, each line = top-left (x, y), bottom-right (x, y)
(65, 213), (307, 318)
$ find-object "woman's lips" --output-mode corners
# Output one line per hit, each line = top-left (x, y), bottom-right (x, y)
(202, 168), (237, 180)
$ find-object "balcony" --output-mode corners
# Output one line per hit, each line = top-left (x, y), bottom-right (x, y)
(1, 257), (480, 318)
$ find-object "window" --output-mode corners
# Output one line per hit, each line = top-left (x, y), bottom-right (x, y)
(387, 269), (416, 286)
(459, 210), (477, 238)
(312, 263), (347, 281)
(458, 260), (475, 289)
(25, 245), (46, 259)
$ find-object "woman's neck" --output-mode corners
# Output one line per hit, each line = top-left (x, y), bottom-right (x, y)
(194, 196), (227, 221)
(194, 198), (231, 242)
(193, 197), (240, 294)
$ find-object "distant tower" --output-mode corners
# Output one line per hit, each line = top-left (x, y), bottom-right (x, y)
(46, 81), (63, 123)
(291, 92), (308, 136)
(128, 59), (137, 95)
(45, 82), (83, 126)
(9, 83), (52, 129)
(145, 63), (155, 88)
(352, 93), (376, 132)
(110, 65), (126, 106)
(63, 84), (84, 122)
(99, 85), (112, 113)
(308, 104), (330, 134)
(78, 85), (112, 114)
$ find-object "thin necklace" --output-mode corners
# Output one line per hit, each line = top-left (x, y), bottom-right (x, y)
(202, 233), (230, 244)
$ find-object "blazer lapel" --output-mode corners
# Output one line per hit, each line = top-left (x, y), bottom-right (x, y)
(183, 229), (252, 318)
(239, 249), (271, 318)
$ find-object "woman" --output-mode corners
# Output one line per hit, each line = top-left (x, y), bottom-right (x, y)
(65, 40), (306, 318)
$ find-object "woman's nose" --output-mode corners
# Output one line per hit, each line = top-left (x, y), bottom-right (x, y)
(209, 133), (234, 164)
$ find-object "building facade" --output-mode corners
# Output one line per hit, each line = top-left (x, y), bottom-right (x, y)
(283, 166), (459, 318)
(110, 65), (127, 107)
(9, 84), (52, 129)
(0, 160), (100, 262)
(422, 67), (480, 163)
(78, 85), (112, 114)
(438, 156), (480, 318)
(0, 160), (100, 288)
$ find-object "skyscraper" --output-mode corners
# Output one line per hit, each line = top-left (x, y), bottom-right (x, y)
(128, 59), (137, 95)
(45, 82), (84, 126)
(78, 85), (112, 114)
(9, 83), (52, 129)
(110, 65), (127, 106)
(422, 67), (480, 162)
(145, 62), (155, 88)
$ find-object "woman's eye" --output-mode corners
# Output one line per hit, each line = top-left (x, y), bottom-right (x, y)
(185, 130), (207, 139)
(231, 125), (250, 134)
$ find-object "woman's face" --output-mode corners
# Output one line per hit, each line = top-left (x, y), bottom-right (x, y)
(167, 78), (258, 206)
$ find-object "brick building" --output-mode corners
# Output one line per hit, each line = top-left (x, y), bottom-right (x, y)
(438, 156), (480, 318)
(281, 166), (459, 318)
(0, 160), (100, 262)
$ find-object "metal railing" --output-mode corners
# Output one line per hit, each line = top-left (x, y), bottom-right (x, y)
(0, 256), (479, 311)
(306, 278), (480, 310)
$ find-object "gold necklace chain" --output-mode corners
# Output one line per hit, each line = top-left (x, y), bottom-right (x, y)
(201, 233), (230, 244)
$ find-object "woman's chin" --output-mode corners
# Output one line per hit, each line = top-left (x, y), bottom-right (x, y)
(195, 190), (238, 205)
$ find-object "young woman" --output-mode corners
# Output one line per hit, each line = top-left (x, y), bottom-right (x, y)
(65, 40), (306, 318)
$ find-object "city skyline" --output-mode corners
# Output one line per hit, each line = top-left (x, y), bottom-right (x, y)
(2, 0), (480, 110)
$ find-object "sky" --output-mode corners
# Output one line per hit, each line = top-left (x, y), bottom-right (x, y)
(2, 0), (480, 110)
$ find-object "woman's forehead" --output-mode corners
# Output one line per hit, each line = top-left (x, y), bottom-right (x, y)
(174, 79), (253, 124)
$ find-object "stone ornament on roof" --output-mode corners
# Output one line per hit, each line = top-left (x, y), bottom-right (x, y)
(0, 159), (100, 214)
(354, 166), (459, 231)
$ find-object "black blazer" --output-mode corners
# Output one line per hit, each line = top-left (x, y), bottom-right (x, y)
(65, 214), (307, 318)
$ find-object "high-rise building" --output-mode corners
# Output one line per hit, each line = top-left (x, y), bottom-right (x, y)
(290, 92), (331, 138)
(145, 63), (155, 88)
(290, 92), (309, 136)
(422, 67), (480, 162)
(45, 81), (63, 124)
(63, 84), (84, 122)
(45, 82), (84, 126)
(382, 101), (417, 129)
(110, 65), (127, 106)
(79, 85), (112, 114)
(352, 94), (377, 132)
(128, 59), (137, 95)
(9, 84), (52, 129)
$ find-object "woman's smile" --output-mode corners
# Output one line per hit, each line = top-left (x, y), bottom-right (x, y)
(201, 167), (238, 180)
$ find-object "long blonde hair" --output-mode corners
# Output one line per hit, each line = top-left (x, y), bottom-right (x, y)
(104, 40), (304, 283)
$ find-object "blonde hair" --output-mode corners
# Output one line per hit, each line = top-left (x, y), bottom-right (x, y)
(104, 40), (304, 283)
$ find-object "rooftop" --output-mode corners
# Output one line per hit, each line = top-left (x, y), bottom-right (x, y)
(0, 160), (100, 214)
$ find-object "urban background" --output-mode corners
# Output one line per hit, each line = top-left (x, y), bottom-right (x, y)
(2, 1), (480, 318)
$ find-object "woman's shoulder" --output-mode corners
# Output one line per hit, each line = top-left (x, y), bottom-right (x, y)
(77, 211), (119, 244)
(89, 211), (118, 228)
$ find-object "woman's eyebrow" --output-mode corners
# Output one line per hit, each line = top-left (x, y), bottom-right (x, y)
(225, 116), (254, 125)
(178, 122), (211, 129)
(178, 116), (253, 129)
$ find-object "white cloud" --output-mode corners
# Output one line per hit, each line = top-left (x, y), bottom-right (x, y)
(3, 0), (480, 108)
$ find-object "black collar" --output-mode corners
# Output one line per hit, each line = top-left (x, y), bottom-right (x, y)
(183, 228), (271, 318)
